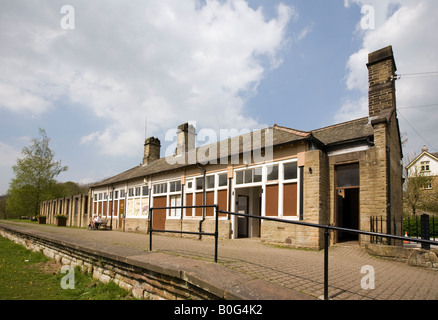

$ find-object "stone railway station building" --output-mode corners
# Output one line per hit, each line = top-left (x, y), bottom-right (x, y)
(40, 46), (404, 249)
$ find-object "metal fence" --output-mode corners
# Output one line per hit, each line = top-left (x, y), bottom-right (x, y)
(149, 205), (438, 300)
(370, 214), (437, 248)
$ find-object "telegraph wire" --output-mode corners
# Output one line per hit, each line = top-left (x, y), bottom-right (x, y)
(397, 109), (437, 151)
(397, 71), (438, 79)
(398, 103), (438, 110)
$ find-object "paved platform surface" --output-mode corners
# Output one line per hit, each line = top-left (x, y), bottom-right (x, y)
(1, 221), (438, 300)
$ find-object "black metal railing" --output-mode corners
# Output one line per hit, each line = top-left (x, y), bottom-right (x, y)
(149, 205), (438, 300)
(371, 214), (437, 249)
(149, 205), (220, 263)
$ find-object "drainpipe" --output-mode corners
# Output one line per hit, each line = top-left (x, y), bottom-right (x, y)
(110, 184), (114, 230)
(197, 164), (206, 240)
(386, 145), (392, 244)
(228, 177), (232, 220)
(180, 183), (184, 236)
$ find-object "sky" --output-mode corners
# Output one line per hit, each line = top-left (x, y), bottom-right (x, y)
(1, 0), (438, 195)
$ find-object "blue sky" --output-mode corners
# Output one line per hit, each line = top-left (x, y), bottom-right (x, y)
(1, 0), (438, 195)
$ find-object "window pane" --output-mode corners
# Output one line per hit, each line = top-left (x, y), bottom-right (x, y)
(267, 165), (278, 181)
(236, 171), (243, 184)
(142, 186), (149, 196)
(218, 173), (227, 187)
(244, 169), (253, 184)
(254, 167), (262, 183)
(336, 163), (359, 188)
(196, 177), (204, 190)
(206, 176), (215, 189)
(284, 162), (297, 180)
(135, 187), (141, 196)
(153, 183), (167, 194)
(170, 195), (182, 217)
(170, 181), (181, 192)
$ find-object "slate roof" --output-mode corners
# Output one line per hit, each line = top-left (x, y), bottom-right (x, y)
(311, 117), (374, 146)
(92, 117), (376, 188)
(92, 126), (312, 188)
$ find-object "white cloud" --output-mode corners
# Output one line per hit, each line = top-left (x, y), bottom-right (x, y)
(0, 141), (21, 167)
(335, 96), (368, 124)
(0, 0), (293, 156)
(0, 83), (51, 115)
(338, 0), (438, 155)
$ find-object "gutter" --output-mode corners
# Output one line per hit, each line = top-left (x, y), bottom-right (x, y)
(196, 164), (206, 240)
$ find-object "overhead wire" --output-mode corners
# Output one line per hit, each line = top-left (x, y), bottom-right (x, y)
(395, 71), (438, 151)
(397, 71), (438, 79)
(396, 109), (437, 151)
(398, 103), (438, 110)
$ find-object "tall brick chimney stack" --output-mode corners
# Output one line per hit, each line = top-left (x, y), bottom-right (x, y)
(143, 137), (161, 165)
(367, 46), (398, 118)
(176, 122), (196, 156)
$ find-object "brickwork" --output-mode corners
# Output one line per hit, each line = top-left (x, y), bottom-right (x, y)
(367, 46), (397, 118)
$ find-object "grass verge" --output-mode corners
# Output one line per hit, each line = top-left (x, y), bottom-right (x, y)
(0, 235), (136, 300)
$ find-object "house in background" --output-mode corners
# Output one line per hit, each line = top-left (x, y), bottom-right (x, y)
(406, 146), (438, 191)
(405, 146), (438, 214)
(41, 46), (404, 249)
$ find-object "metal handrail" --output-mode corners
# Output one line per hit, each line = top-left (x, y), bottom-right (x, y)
(149, 205), (438, 300)
(149, 205), (220, 263)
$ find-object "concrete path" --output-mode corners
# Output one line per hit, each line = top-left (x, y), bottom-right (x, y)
(1, 221), (437, 300)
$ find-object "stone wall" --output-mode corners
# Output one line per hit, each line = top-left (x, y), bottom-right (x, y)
(40, 192), (91, 228)
(0, 226), (219, 300)
(261, 149), (329, 250)
(366, 243), (438, 270)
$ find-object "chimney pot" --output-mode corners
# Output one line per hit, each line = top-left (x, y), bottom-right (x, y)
(143, 137), (161, 165)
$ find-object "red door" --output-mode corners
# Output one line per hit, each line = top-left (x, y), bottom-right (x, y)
(152, 196), (167, 230)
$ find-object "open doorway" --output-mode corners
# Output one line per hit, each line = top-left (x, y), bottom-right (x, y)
(335, 163), (360, 243)
(235, 187), (262, 238)
(237, 195), (249, 238)
(336, 188), (359, 242)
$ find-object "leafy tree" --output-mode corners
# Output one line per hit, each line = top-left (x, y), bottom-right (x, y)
(404, 166), (434, 216)
(6, 129), (68, 218)
(0, 195), (9, 219)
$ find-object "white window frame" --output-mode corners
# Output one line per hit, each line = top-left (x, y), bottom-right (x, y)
(168, 180), (182, 219)
(233, 159), (300, 220)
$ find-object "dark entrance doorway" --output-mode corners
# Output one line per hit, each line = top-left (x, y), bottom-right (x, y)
(237, 195), (249, 238)
(335, 163), (360, 243)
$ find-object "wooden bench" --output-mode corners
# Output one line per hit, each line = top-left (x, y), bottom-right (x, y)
(97, 219), (110, 230)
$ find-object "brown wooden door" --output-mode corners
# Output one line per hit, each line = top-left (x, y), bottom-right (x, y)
(283, 183), (297, 216)
(152, 196), (167, 230)
(265, 184), (279, 216)
(118, 199), (125, 229)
